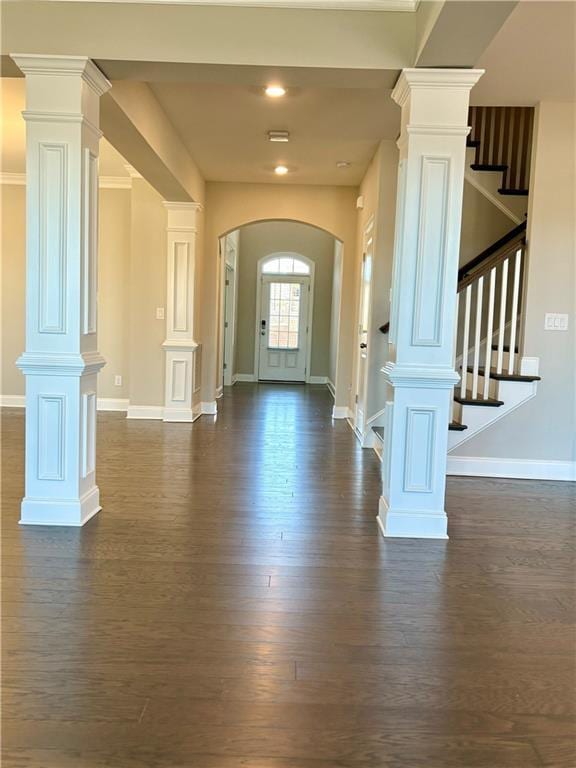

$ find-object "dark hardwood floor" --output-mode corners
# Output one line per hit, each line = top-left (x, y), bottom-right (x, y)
(2, 383), (575, 767)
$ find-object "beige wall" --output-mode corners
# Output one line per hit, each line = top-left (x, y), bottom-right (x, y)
(1, 184), (132, 401)
(127, 178), (167, 407)
(329, 240), (343, 387)
(350, 140), (399, 427)
(202, 182), (358, 406)
(1, 184), (25, 397)
(459, 181), (517, 267)
(453, 101), (576, 462)
(234, 220), (335, 378)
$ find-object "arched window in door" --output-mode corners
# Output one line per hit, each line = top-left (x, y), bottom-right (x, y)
(261, 255), (311, 275)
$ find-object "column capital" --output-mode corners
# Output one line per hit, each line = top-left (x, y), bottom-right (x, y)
(163, 201), (202, 232)
(392, 68), (485, 108)
(10, 54), (111, 97)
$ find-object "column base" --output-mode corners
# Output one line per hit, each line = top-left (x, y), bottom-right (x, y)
(20, 486), (101, 527)
(377, 496), (449, 539)
(163, 406), (202, 423)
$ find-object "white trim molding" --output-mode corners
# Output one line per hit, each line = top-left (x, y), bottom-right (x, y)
(308, 376), (328, 385)
(1, 395), (129, 412)
(447, 456), (576, 482)
(234, 373), (256, 382)
(127, 405), (165, 420)
(201, 401), (218, 415)
(49, 1), (419, 9)
(1, 172), (132, 189)
(332, 405), (352, 419)
(326, 379), (336, 398)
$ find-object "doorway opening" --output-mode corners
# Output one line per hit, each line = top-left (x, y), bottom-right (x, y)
(217, 220), (341, 392)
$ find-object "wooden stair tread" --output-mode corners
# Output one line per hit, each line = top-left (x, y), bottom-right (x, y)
(454, 392), (504, 407)
(449, 421), (468, 432)
(465, 366), (540, 383)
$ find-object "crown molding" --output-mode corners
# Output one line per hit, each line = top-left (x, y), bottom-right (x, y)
(10, 54), (111, 96)
(392, 68), (485, 107)
(40, 0), (419, 9)
(124, 163), (143, 179)
(1, 172), (132, 189)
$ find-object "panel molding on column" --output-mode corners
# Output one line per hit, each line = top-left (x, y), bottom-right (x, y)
(403, 406), (437, 493)
(39, 142), (68, 335)
(172, 242), (190, 333)
(412, 156), (450, 348)
(170, 358), (188, 402)
(81, 391), (96, 478)
(38, 394), (66, 480)
(82, 149), (98, 335)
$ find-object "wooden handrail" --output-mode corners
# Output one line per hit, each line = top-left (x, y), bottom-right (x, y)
(458, 221), (526, 288)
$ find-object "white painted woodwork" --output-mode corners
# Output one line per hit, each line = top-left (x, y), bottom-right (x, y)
(162, 202), (201, 422)
(471, 276), (484, 399)
(353, 219), (374, 439)
(483, 267), (496, 400)
(258, 276), (310, 382)
(496, 258), (508, 374)
(378, 68), (483, 540)
(12, 54), (111, 526)
(508, 249), (522, 375)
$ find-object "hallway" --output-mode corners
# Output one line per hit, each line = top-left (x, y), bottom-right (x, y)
(1, 384), (575, 767)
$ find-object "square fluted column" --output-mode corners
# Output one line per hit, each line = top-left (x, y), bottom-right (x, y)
(11, 54), (111, 525)
(378, 68), (484, 539)
(162, 202), (202, 422)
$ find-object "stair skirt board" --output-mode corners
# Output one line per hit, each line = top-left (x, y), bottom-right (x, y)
(447, 457), (576, 482)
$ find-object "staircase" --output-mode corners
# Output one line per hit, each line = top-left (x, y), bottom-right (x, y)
(372, 106), (539, 457)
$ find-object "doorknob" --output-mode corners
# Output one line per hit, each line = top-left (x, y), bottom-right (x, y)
(360, 343), (367, 349)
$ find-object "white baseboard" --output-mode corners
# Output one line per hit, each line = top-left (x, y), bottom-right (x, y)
(98, 397), (129, 412)
(201, 401), (218, 415)
(231, 374), (238, 385)
(235, 373), (256, 382)
(1, 394), (129, 412)
(326, 379), (335, 399)
(447, 456), (576, 482)
(332, 405), (352, 419)
(308, 376), (328, 384)
(216, 386), (224, 399)
(0, 395), (25, 407)
(126, 405), (164, 420)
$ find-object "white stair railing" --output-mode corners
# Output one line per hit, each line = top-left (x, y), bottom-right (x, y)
(455, 230), (526, 404)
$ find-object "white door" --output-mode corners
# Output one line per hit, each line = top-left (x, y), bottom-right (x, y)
(223, 264), (234, 386)
(354, 236), (373, 433)
(258, 276), (310, 382)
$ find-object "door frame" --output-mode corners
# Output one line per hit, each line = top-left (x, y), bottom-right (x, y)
(353, 216), (375, 436)
(254, 252), (315, 383)
(218, 232), (239, 389)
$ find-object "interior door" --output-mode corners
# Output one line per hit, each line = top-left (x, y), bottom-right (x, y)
(223, 264), (234, 386)
(258, 276), (309, 382)
(354, 238), (373, 433)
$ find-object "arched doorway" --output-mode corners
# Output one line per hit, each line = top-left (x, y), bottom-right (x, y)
(216, 220), (342, 398)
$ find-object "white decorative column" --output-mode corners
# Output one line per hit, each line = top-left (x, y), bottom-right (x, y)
(378, 68), (483, 539)
(162, 202), (201, 422)
(12, 55), (111, 526)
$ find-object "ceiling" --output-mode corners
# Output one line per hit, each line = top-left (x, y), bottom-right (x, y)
(0, 78), (130, 177)
(472, 1), (576, 106)
(149, 78), (400, 185)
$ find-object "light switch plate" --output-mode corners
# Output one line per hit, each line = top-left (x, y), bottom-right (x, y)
(544, 313), (569, 331)
(114, 375), (122, 387)
(156, 307), (165, 320)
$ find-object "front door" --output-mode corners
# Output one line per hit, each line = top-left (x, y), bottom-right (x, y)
(258, 276), (310, 382)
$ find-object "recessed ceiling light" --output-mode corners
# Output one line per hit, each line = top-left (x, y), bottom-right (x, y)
(268, 130), (290, 143)
(265, 85), (286, 98)
(274, 165), (289, 176)
(336, 161), (352, 168)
